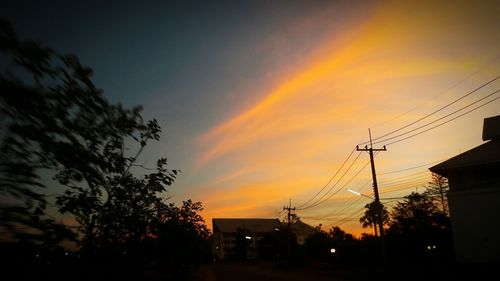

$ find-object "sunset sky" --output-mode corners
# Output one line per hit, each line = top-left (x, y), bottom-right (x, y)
(3, 0), (500, 236)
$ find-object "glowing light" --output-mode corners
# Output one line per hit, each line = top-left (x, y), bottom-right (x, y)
(347, 189), (361, 196)
(347, 188), (374, 200)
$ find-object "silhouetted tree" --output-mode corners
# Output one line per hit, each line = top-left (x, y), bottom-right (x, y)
(386, 192), (453, 262)
(1, 18), (176, 248)
(329, 226), (355, 242)
(0, 20), (211, 271)
(359, 201), (389, 236)
(425, 173), (449, 216)
(147, 200), (211, 266)
(304, 228), (331, 260)
(304, 225), (363, 264)
(0, 18), (97, 244)
(389, 192), (446, 233)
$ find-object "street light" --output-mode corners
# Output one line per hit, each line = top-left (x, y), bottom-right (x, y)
(347, 188), (406, 201)
(347, 187), (388, 262)
(347, 188), (375, 200)
(347, 188), (381, 235)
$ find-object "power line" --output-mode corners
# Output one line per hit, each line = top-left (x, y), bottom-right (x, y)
(379, 181), (429, 194)
(298, 157), (375, 218)
(300, 215), (361, 222)
(299, 181), (413, 231)
(296, 179), (373, 222)
(373, 88), (500, 145)
(326, 196), (365, 218)
(381, 177), (429, 189)
(324, 206), (365, 228)
(298, 160), (436, 232)
(370, 55), (500, 129)
(297, 195), (364, 221)
(296, 149), (356, 209)
(358, 75), (500, 146)
(299, 172), (431, 231)
(300, 157), (371, 210)
(379, 168), (428, 181)
(277, 209), (286, 218)
(379, 172), (430, 186)
(381, 175), (430, 188)
(384, 92), (500, 146)
(288, 74), (500, 233)
(297, 151), (363, 210)
(378, 160), (443, 175)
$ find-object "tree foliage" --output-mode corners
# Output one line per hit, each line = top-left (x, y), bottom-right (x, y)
(425, 173), (449, 216)
(329, 226), (355, 242)
(386, 192), (453, 261)
(359, 201), (389, 235)
(1, 17), (171, 244)
(0, 19), (210, 269)
(304, 225), (376, 264)
(388, 192), (448, 233)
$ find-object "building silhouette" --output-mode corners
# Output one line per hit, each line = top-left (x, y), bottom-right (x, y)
(430, 115), (500, 263)
(212, 218), (281, 260)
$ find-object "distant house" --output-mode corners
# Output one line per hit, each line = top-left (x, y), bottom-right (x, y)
(430, 115), (500, 263)
(288, 220), (318, 245)
(212, 218), (281, 260)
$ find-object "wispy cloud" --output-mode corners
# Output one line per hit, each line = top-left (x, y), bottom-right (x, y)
(191, 0), (500, 235)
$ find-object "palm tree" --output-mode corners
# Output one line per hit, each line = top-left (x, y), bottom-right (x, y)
(359, 201), (389, 236)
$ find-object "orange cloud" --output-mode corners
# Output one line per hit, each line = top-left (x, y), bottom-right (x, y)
(191, 0), (500, 235)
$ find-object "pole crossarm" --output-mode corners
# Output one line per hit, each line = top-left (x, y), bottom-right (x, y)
(356, 145), (387, 152)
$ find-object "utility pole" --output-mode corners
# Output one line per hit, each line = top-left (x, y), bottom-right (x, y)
(356, 129), (386, 237)
(283, 199), (295, 263)
(357, 129), (387, 262)
(283, 199), (296, 229)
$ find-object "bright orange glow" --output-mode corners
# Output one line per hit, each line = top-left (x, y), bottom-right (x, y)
(188, 0), (500, 236)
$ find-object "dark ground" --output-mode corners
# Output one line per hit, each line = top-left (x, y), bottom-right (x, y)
(2, 250), (497, 281)
(189, 261), (345, 281)
(188, 260), (498, 281)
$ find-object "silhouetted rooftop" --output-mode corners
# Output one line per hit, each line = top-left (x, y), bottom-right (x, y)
(212, 218), (281, 234)
(431, 115), (500, 175)
(430, 140), (500, 175)
(286, 220), (317, 235)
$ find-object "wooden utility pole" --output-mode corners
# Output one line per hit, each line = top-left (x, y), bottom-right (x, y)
(283, 199), (295, 263)
(356, 129), (386, 238)
(283, 199), (296, 229)
(357, 129), (387, 263)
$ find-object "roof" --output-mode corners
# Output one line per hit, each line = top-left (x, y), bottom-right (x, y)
(430, 140), (500, 175)
(212, 218), (281, 233)
(289, 220), (317, 235)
